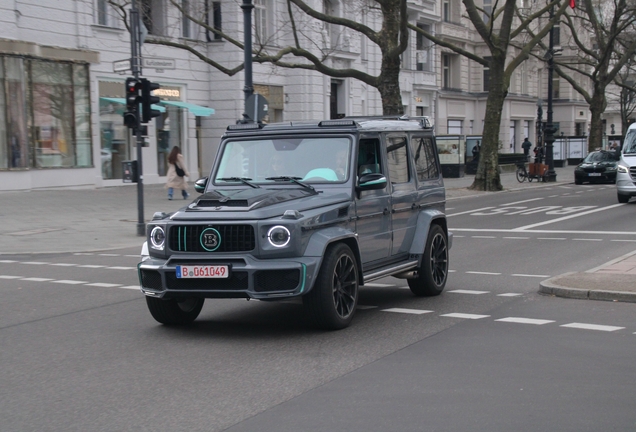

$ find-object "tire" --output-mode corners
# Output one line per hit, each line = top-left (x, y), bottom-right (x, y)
(575, 178), (582, 185)
(408, 224), (449, 297)
(618, 193), (630, 204)
(146, 297), (204, 325)
(303, 243), (359, 330)
(516, 167), (526, 183)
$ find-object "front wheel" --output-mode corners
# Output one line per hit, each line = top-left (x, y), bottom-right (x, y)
(146, 297), (204, 325)
(304, 243), (359, 330)
(618, 193), (630, 204)
(408, 224), (449, 297)
(515, 167), (527, 183)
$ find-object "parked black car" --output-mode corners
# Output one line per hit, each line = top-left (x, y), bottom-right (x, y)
(574, 150), (619, 185)
(138, 117), (452, 330)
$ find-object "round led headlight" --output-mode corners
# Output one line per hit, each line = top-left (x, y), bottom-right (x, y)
(267, 225), (291, 248)
(150, 226), (166, 250)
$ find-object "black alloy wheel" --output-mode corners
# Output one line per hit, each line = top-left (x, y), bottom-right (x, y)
(408, 224), (448, 297)
(146, 296), (205, 325)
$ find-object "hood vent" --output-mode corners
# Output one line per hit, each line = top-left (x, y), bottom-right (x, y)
(197, 199), (249, 207)
(338, 207), (349, 217)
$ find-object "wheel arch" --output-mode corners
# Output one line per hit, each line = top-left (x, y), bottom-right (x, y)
(409, 210), (450, 267)
(304, 227), (363, 288)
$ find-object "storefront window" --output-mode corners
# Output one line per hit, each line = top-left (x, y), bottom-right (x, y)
(156, 106), (183, 176)
(4, 57), (28, 169)
(74, 64), (91, 167)
(99, 98), (131, 179)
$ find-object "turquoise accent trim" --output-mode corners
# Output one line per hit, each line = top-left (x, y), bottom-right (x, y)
(160, 100), (215, 116)
(360, 178), (386, 186)
(183, 227), (187, 251)
(303, 168), (338, 181)
(178, 227), (181, 251)
(299, 264), (307, 293)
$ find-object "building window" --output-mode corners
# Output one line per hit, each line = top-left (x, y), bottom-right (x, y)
(553, 23), (561, 46)
(442, 54), (451, 88)
(416, 24), (432, 72)
(553, 76), (560, 99)
(141, 0), (165, 36)
(96, 0), (118, 27)
(483, 0), (492, 23)
(206, 1), (222, 41)
(254, 0), (270, 44)
(0, 56), (91, 170)
(443, 0), (450, 22)
(323, 0), (341, 48)
(361, 10), (368, 60)
(483, 57), (491, 92)
(181, 0), (191, 38)
(447, 120), (462, 134)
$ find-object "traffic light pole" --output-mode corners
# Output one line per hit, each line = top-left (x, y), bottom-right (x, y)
(130, 0), (146, 236)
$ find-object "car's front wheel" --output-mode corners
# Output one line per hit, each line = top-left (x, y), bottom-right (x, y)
(146, 297), (204, 325)
(304, 243), (358, 330)
(408, 224), (449, 297)
(618, 193), (630, 203)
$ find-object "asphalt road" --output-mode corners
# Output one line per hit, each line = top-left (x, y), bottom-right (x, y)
(1, 183), (635, 431)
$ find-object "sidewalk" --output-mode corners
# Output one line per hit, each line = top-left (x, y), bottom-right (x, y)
(1, 165), (634, 303)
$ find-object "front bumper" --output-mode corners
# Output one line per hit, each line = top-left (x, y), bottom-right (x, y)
(575, 170), (617, 183)
(138, 254), (321, 300)
(617, 171), (636, 196)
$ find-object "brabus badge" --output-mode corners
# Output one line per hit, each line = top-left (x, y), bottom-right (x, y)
(200, 228), (221, 251)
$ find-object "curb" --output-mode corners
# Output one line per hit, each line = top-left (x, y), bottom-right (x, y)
(539, 272), (636, 303)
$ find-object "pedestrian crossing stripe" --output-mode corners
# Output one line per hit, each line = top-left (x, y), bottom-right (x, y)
(382, 308), (434, 315)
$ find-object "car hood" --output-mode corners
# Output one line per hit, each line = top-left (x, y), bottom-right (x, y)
(577, 161), (617, 168)
(171, 187), (351, 220)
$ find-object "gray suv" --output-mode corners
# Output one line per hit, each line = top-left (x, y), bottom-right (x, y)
(139, 117), (452, 330)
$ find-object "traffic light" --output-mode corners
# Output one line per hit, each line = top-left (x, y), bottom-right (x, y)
(141, 78), (161, 123)
(124, 78), (141, 128)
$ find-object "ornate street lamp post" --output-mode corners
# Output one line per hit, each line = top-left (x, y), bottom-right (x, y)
(544, 6), (558, 182)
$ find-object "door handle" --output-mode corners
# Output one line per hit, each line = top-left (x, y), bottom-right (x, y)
(383, 207), (389, 215)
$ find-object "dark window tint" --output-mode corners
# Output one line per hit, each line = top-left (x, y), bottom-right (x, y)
(386, 136), (409, 184)
(410, 136), (439, 181)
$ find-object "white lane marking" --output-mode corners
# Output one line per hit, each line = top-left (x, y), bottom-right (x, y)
(497, 293), (523, 297)
(449, 270), (457, 273)
(0, 260), (17, 263)
(21, 261), (49, 265)
(49, 263), (78, 267)
(560, 323), (625, 332)
(472, 236), (496, 239)
(99, 253), (120, 257)
(447, 207), (495, 217)
(74, 253), (94, 255)
(0, 275), (22, 279)
(364, 283), (395, 288)
(78, 265), (106, 268)
(504, 198), (545, 205)
(52, 280), (88, 285)
(514, 204), (624, 230)
(511, 274), (551, 278)
(503, 236), (530, 240)
(382, 308), (434, 315)
(356, 305), (378, 310)
(120, 285), (140, 290)
(454, 235), (465, 238)
(537, 237), (567, 240)
(440, 313), (490, 319)
(496, 317), (555, 325)
(611, 239), (636, 242)
(447, 289), (490, 294)
(107, 266), (136, 270)
(572, 238), (603, 242)
(20, 277), (54, 282)
(450, 228), (636, 235)
(466, 271), (501, 275)
(86, 283), (122, 288)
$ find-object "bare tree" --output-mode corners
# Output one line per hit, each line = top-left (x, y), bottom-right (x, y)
(411, 0), (569, 191)
(110, 0), (413, 115)
(537, 0), (636, 151)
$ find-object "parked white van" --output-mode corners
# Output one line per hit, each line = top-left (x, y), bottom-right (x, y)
(617, 122), (636, 203)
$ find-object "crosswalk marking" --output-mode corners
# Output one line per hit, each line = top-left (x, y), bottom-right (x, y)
(20, 277), (53, 282)
(86, 283), (122, 288)
(440, 313), (490, 319)
(511, 274), (550, 278)
(560, 323), (625, 332)
(466, 271), (501, 275)
(21, 262), (49, 265)
(382, 308), (433, 315)
(0, 275), (21, 279)
(497, 293), (523, 297)
(49, 263), (78, 267)
(496, 317), (555, 325)
(0, 260), (17, 263)
(447, 289), (490, 294)
(120, 285), (140, 290)
(79, 265), (105, 268)
(52, 280), (88, 285)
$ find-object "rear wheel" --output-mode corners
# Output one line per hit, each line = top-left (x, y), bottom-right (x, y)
(408, 224), (449, 297)
(618, 193), (630, 203)
(146, 297), (204, 325)
(515, 167), (527, 183)
(304, 243), (358, 330)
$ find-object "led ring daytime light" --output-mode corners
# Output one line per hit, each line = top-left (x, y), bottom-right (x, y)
(267, 225), (291, 248)
(150, 226), (166, 250)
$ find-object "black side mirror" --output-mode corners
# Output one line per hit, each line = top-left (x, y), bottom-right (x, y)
(194, 177), (208, 194)
(356, 173), (387, 191)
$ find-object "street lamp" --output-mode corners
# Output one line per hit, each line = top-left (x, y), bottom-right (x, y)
(536, 98), (543, 149)
(543, 6), (557, 182)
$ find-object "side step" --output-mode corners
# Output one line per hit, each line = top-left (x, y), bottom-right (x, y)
(362, 261), (419, 284)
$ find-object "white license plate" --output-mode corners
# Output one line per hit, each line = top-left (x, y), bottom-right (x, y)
(176, 265), (229, 279)
(589, 173), (602, 177)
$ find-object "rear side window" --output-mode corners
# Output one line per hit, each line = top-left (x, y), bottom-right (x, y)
(410, 135), (439, 181)
(386, 136), (410, 184)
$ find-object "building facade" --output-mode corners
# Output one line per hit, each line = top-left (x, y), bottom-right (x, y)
(0, 0), (594, 191)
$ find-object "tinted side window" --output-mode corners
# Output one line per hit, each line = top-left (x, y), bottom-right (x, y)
(386, 136), (410, 184)
(410, 135), (439, 181)
(358, 138), (383, 175)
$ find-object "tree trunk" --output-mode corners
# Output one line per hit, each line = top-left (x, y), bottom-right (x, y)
(587, 89), (606, 152)
(470, 64), (506, 191)
(378, 54), (403, 116)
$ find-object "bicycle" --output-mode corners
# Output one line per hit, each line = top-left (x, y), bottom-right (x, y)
(515, 161), (532, 183)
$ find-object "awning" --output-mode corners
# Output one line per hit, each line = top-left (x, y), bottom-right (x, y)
(160, 100), (215, 117)
(99, 97), (166, 112)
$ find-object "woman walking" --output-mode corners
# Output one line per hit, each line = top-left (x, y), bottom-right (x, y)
(165, 146), (190, 200)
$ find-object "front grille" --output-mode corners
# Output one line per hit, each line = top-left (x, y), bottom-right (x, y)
(583, 167), (606, 173)
(169, 225), (255, 252)
(254, 269), (300, 292)
(140, 269), (163, 290)
(630, 166), (636, 178)
(165, 271), (249, 290)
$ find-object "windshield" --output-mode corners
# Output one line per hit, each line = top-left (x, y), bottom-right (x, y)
(214, 136), (351, 184)
(584, 151), (618, 163)
(623, 130), (636, 154)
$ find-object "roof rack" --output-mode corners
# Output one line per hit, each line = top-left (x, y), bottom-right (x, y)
(343, 115), (432, 129)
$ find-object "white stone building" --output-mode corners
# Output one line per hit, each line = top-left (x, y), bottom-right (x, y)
(0, 0), (596, 191)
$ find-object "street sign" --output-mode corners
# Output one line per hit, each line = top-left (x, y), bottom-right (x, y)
(143, 58), (176, 70)
(246, 94), (269, 122)
(113, 58), (131, 72)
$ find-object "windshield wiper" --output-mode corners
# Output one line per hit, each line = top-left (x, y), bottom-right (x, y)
(265, 176), (316, 193)
(217, 177), (260, 188)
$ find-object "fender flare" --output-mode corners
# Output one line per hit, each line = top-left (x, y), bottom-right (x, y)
(409, 210), (450, 267)
(304, 227), (363, 283)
